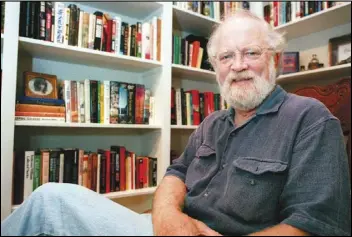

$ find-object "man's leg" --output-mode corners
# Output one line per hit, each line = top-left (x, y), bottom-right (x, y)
(1, 183), (154, 236)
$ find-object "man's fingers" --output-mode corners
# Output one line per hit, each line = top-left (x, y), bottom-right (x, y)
(194, 220), (222, 236)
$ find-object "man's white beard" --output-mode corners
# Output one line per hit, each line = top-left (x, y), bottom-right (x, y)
(219, 60), (277, 111)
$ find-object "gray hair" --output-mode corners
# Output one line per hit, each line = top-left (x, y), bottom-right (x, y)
(207, 9), (286, 70)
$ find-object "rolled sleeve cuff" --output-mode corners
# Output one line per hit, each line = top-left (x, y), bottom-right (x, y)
(164, 169), (186, 183)
(282, 213), (350, 236)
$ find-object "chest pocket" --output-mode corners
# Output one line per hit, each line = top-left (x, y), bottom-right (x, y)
(217, 157), (288, 222)
(185, 144), (217, 192)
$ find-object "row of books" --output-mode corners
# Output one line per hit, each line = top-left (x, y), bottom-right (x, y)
(171, 88), (228, 126)
(172, 34), (213, 71)
(263, 1), (346, 27)
(19, 2), (162, 61)
(16, 79), (156, 125)
(13, 146), (157, 205)
(173, 1), (250, 22)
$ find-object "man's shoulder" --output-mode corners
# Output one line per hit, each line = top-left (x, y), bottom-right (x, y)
(282, 92), (336, 121)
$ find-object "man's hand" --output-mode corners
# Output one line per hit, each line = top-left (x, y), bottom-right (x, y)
(153, 210), (221, 236)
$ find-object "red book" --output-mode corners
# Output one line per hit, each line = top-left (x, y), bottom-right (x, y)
(104, 150), (111, 193)
(191, 41), (200, 67)
(119, 146), (126, 191)
(204, 92), (215, 117)
(142, 157), (149, 188)
(106, 19), (112, 52)
(273, 1), (278, 27)
(135, 85), (145, 124)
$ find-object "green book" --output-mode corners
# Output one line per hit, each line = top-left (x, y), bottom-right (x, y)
(33, 151), (41, 191)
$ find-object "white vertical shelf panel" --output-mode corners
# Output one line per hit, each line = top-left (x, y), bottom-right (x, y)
(157, 2), (173, 184)
(1, 2), (20, 222)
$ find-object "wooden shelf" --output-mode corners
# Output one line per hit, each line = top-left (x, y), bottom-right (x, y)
(18, 37), (162, 72)
(171, 125), (198, 129)
(76, 2), (162, 19)
(275, 3), (351, 41)
(11, 187), (157, 212)
(15, 121), (162, 129)
(172, 5), (220, 36)
(276, 63), (351, 85)
(172, 64), (216, 83)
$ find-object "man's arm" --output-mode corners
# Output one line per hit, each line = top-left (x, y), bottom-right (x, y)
(247, 223), (310, 236)
(152, 175), (221, 236)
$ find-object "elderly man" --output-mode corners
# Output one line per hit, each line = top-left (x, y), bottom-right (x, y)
(2, 10), (351, 236)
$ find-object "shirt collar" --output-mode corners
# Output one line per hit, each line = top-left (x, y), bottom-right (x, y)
(222, 85), (287, 120)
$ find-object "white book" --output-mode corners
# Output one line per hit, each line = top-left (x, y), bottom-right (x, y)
(59, 153), (64, 183)
(127, 26), (131, 56)
(104, 81), (110, 124)
(176, 88), (182, 125)
(51, 4), (55, 42)
(96, 154), (101, 193)
(63, 7), (70, 45)
(78, 11), (83, 48)
(152, 17), (158, 61)
(114, 16), (122, 54)
(24, 151), (34, 200)
(291, 2), (296, 22)
(78, 81), (85, 123)
(84, 79), (91, 123)
(15, 116), (65, 122)
(88, 14), (96, 49)
(142, 22), (151, 59)
(54, 2), (65, 44)
(64, 80), (71, 123)
(149, 96), (156, 125)
(296, 1), (301, 19)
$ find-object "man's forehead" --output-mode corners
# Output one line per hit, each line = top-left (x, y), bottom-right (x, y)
(217, 18), (266, 49)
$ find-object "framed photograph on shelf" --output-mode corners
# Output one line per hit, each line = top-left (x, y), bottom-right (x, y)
(328, 34), (351, 66)
(24, 71), (58, 99)
(281, 52), (300, 74)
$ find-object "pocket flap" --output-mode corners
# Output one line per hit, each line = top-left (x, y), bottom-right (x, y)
(233, 157), (287, 175)
(196, 144), (216, 158)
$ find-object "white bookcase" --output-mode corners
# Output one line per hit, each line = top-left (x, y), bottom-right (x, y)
(1, 2), (351, 221)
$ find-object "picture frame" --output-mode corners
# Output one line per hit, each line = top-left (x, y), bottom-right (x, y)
(281, 52), (300, 74)
(24, 71), (58, 99)
(328, 34), (351, 66)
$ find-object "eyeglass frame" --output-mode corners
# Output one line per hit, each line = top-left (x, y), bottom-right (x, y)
(212, 45), (275, 66)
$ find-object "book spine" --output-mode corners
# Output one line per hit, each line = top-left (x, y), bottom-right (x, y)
(78, 149), (84, 186)
(136, 22), (142, 58)
(111, 19), (116, 53)
(104, 81), (110, 124)
(84, 79), (91, 123)
(110, 81), (119, 124)
(33, 152), (41, 191)
(54, 2), (65, 44)
(88, 14), (96, 49)
(119, 146), (126, 191)
(24, 151), (34, 200)
(78, 81), (85, 123)
(82, 12), (89, 48)
(130, 25), (136, 57)
(45, 2), (52, 41)
(78, 10), (83, 47)
(90, 80), (98, 123)
(82, 153), (88, 188)
(157, 18), (161, 61)
(94, 11), (103, 50)
(127, 83), (136, 124)
(152, 17), (157, 61)
(142, 22), (151, 59)
(143, 89), (150, 124)
(70, 81), (78, 123)
(51, 3), (55, 42)
(118, 83), (128, 123)
(15, 111), (65, 117)
(110, 152), (116, 192)
(15, 116), (65, 122)
(100, 153), (106, 194)
(135, 84), (145, 124)
(41, 151), (50, 185)
(39, 2), (46, 40)
(114, 150), (120, 191)
(63, 7), (70, 45)
(59, 152), (64, 183)
(149, 96), (155, 125)
(176, 88), (182, 125)
(96, 154), (101, 193)
(114, 17), (122, 54)
(15, 104), (65, 113)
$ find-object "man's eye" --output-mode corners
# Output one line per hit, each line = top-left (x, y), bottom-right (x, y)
(220, 54), (232, 60)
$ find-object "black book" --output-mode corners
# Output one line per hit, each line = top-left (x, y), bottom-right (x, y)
(127, 83), (136, 124)
(90, 80), (98, 123)
(93, 11), (103, 50)
(110, 151), (116, 192)
(110, 146), (121, 191)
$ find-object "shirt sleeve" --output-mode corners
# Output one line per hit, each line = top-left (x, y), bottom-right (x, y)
(164, 125), (204, 182)
(280, 117), (351, 236)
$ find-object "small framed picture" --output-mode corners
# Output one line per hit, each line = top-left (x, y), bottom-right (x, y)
(328, 34), (351, 66)
(282, 52), (300, 74)
(24, 71), (58, 99)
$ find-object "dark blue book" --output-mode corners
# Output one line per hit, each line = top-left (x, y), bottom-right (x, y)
(16, 96), (65, 106)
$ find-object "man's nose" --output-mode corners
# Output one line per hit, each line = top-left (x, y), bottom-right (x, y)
(230, 55), (248, 72)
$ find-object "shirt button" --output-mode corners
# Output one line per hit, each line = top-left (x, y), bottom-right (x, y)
(222, 164), (226, 168)
(204, 192), (209, 197)
(250, 180), (256, 185)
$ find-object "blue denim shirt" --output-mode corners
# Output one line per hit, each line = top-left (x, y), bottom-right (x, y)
(165, 85), (351, 236)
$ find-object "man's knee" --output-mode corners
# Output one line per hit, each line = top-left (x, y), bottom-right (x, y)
(30, 183), (83, 202)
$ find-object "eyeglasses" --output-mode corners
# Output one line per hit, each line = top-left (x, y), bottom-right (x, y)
(215, 45), (274, 66)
